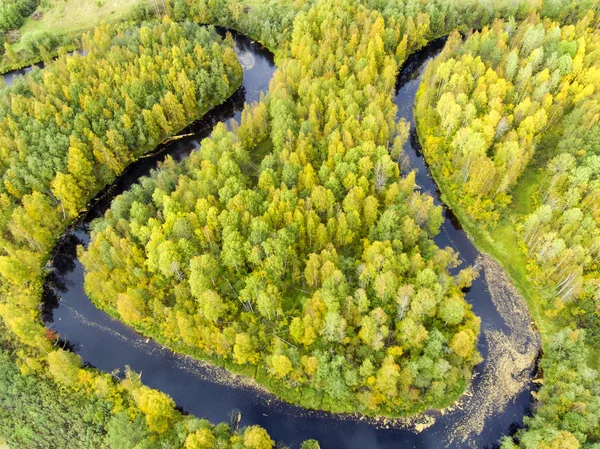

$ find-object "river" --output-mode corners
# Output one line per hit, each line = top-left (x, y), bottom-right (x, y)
(3, 63), (40, 86)
(2, 50), (88, 86)
(41, 35), (540, 449)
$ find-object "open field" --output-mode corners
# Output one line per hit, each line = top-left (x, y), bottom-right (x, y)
(16, 0), (144, 48)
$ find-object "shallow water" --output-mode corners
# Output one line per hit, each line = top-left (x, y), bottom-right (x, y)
(43, 35), (539, 449)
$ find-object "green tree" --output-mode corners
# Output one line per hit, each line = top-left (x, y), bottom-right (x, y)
(185, 428), (216, 449)
(47, 349), (81, 387)
(132, 386), (177, 434)
(243, 426), (274, 449)
(301, 440), (321, 449)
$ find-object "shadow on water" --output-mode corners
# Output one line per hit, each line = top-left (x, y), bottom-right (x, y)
(39, 34), (539, 449)
(2, 50), (89, 86)
(2, 62), (43, 86)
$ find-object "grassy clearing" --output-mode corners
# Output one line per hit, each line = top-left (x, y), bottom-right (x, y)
(16, 0), (144, 47)
(434, 164), (554, 335)
(251, 138), (273, 164)
(0, 0), (146, 73)
(245, 138), (273, 179)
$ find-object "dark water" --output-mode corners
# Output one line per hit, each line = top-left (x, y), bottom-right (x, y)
(43, 36), (538, 449)
(395, 38), (507, 328)
(2, 62), (42, 86)
(2, 50), (88, 86)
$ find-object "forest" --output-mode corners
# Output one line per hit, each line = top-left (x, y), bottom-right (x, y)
(0, 16), (280, 449)
(81, 1), (482, 415)
(416, 13), (600, 449)
(0, 18), (242, 354)
(0, 0), (598, 448)
(0, 318), (294, 449)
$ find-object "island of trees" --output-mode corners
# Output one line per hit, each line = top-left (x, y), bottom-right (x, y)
(80, 2), (482, 415)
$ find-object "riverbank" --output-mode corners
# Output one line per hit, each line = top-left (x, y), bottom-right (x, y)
(414, 87), (599, 372)
(44, 38), (541, 449)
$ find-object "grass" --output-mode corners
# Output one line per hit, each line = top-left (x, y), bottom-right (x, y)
(417, 113), (600, 369)
(440, 183), (554, 333)
(434, 171), (551, 328)
(251, 138), (273, 164)
(415, 117), (600, 370)
(245, 138), (273, 179)
(1, 0), (146, 73)
(17, 0), (144, 46)
(453, 185), (599, 370)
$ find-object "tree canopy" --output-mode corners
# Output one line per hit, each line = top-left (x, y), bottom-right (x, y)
(1, 0), (600, 448)
(416, 13), (600, 449)
(82, 0), (482, 417)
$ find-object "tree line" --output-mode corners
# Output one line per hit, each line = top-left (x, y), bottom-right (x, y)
(416, 14), (600, 449)
(0, 18), (242, 298)
(518, 28), (600, 314)
(501, 328), (599, 449)
(416, 15), (600, 223)
(82, 0), (487, 418)
(0, 18), (242, 354)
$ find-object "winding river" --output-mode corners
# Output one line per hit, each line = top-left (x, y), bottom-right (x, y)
(25, 34), (541, 449)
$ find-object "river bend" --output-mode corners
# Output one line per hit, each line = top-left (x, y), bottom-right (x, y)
(40, 35), (540, 449)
